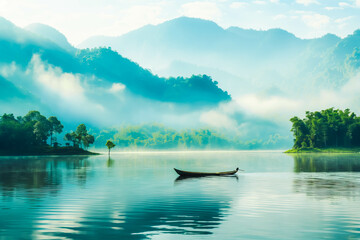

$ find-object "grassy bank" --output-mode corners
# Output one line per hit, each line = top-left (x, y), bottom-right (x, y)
(0, 146), (99, 156)
(285, 147), (360, 153)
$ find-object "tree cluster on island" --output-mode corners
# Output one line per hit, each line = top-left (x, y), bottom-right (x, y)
(290, 108), (360, 149)
(0, 111), (95, 155)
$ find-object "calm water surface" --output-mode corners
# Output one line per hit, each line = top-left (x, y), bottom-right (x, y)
(1, 152), (360, 239)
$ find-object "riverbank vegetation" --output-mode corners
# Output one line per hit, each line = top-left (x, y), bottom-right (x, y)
(93, 124), (289, 150)
(288, 108), (360, 153)
(285, 147), (360, 153)
(0, 111), (96, 156)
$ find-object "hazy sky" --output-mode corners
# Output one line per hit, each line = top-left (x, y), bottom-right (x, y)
(0, 0), (359, 45)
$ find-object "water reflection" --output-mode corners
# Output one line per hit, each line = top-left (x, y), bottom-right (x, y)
(292, 154), (360, 172)
(293, 173), (360, 200)
(290, 154), (360, 200)
(0, 155), (232, 239)
(107, 157), (115, 168)
(0, 156), (90, 197)
(1, 153), (360, 239)
(174, 175), (239, 183)
(121, 196), (230, 239)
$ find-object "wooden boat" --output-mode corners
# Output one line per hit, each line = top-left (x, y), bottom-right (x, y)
(174, 167), (239, 177)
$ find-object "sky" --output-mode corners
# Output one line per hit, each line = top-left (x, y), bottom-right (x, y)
(0, 0), (359, 46)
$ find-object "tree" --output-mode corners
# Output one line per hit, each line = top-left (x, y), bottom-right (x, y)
(33, 116), (51, 144)
(64, 132), (78, 147)
(23, 111), (51, 144)
(82, 134), (95, 149)
(64, 124), (95, 149)
(48, 116), (64, 146)
(106, 140), (115, 156)
(76, 124), (87, 138)
(0, 111), (67, 154)
(290, 108), (360, 149)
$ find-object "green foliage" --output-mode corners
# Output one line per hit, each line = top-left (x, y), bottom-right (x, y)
(105, 140), (116, 155)
(48, 116), (64, 146)
(76, 48), (230, 104)
(64, 124), (94, 149)
(0, 111), (96, 155)
(0, 111), (64, 153)
(106, 140), (116, 149)
(290, 108), (360, 149)
(93, 124), (288, 150)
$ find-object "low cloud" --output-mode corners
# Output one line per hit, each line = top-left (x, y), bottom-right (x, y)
(339, 2), (352, 7)
(0, 54), (107, 124)
(302, 13), (330, 29)
(109, 83), (126, 93)
(200, 110), (238, 129)
(200, 72), (360, 138)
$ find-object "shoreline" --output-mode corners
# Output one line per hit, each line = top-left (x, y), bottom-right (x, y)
(285, 147), (360, 153)
(0, 146), (99, 157)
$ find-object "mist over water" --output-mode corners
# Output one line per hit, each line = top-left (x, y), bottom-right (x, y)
(1, 152), (360, 239)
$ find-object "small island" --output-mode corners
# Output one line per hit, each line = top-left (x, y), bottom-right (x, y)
(286, 108), (360, 153)
(0, 111), (98, 156)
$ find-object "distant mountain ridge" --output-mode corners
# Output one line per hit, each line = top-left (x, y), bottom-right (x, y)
(79, 17), (360, 96)
(25, 23), (75, 53)
(0, 16), (230, 127)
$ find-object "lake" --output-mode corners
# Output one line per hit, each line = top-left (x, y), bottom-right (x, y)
(1, 152), (360, 239)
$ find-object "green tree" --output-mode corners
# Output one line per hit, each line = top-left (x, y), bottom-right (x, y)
(64, 132), (78, 147)
(106, 140), (116, 156)
(48, 116), (64, 146)
(82, 134), (95, 149)
(290, 108), (360, 149)
(64, 124), (95, 149)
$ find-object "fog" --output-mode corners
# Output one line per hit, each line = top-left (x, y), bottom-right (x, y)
(2, 17), (360, 149)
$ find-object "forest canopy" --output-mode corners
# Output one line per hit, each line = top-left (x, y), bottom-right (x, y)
(290, 108), (360, 149)
(0, 111), (94, 155)
(92, 124), (288, 150)
(77, 47), (231, 104)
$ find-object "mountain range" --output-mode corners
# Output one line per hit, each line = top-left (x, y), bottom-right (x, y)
(0, 17), (230, 128)
(79, 17), (360, 96)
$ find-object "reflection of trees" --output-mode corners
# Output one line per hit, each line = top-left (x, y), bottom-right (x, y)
(293, 174), (360, 200)
(291, 154), (360, 199)
(0, 156), (90, 198)
(107, 157), (115, 168)
(292, 154), (360, 172)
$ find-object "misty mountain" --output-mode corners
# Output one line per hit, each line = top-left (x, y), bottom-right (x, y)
(25, 23), (76, 53)
(0, 16), (235, 136)
(0, 17), (229, 107)
(79, 17), (360, 96)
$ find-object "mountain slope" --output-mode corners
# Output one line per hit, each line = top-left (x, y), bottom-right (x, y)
(79, 17), (352, 95)
(0, 17), (233, 129)
(25, 23), (75, 53)
(0, 17), (229, 105)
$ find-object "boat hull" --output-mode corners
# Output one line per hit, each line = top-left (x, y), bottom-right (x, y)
(174, 168), (239, 177)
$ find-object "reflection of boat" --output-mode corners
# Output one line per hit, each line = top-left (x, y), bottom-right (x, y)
(175, 174), (239, 183)
(174, 168), (239, 177)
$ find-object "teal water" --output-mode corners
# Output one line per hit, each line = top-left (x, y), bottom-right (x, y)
(0, 152), (360, 239)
